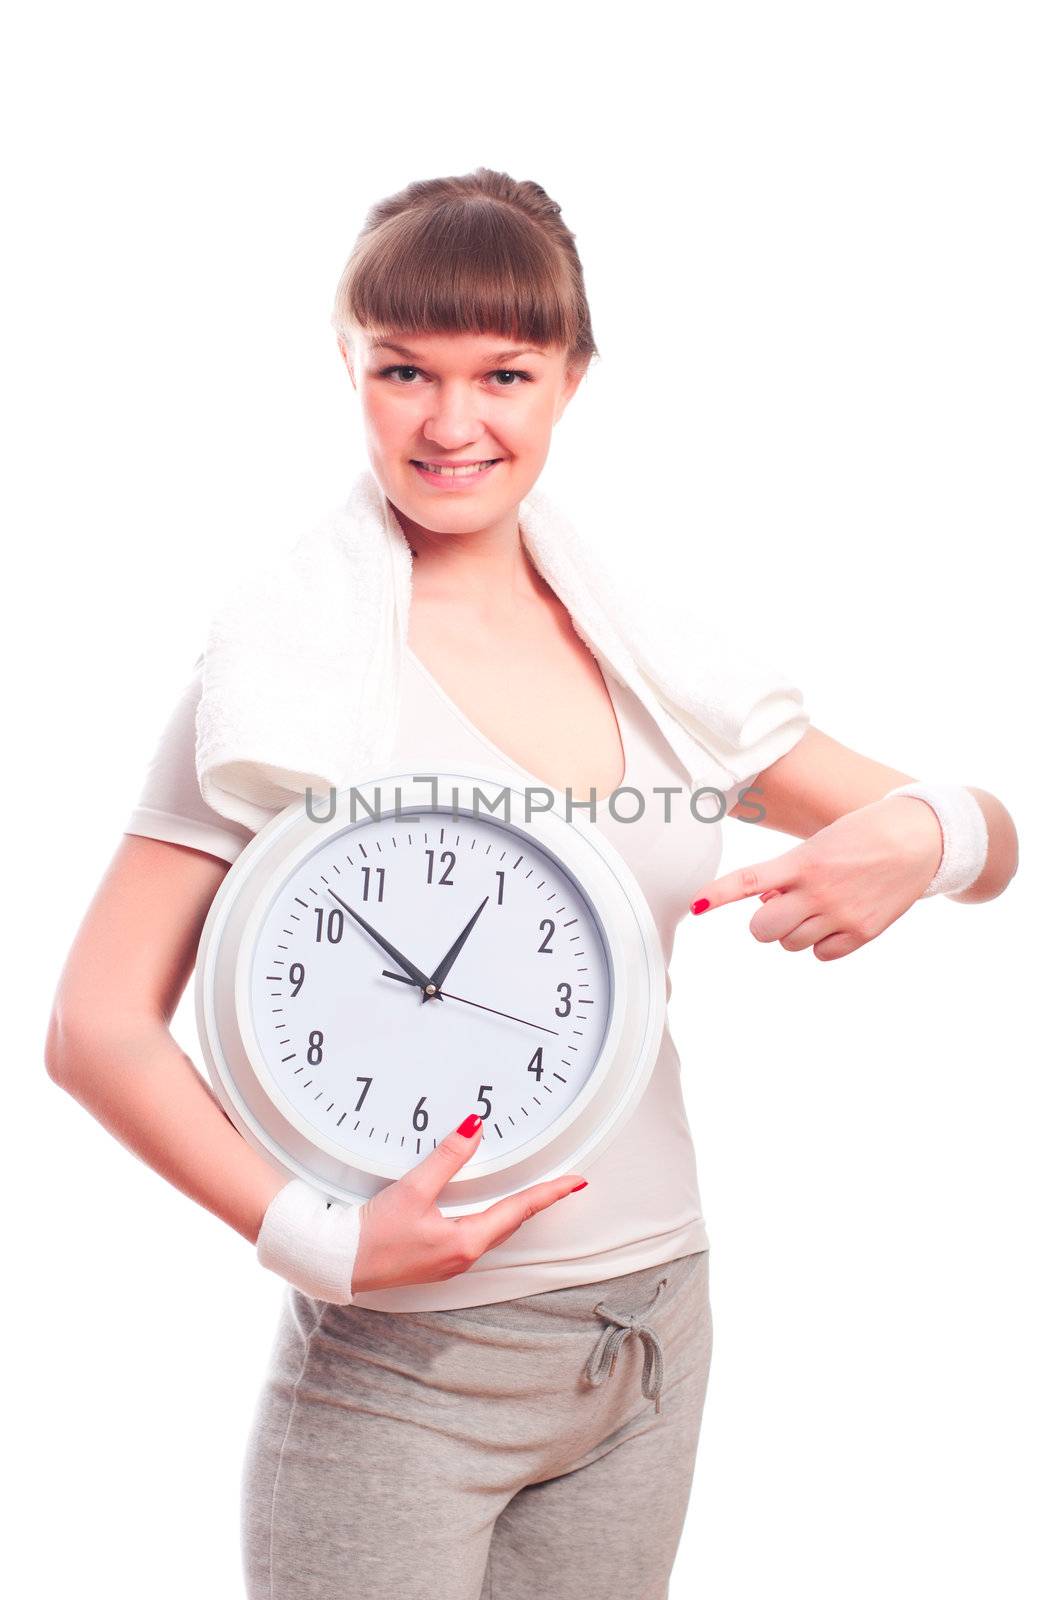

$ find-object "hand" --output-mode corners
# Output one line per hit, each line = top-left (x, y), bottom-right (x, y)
(427, 895), (490, 994)
(327, 888), (436, 994)
(689, 795), (945, 962)
(380, 970), (561, 1035)
(350, 1115), (588, 1293)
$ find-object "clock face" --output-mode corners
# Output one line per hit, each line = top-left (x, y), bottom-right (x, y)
(246, 804), (614, 1177)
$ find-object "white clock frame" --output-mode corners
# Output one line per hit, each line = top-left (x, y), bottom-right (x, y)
(195, 765), (666, 1218)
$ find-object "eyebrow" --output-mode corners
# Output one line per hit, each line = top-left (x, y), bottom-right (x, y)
(369, 339), (545, 363)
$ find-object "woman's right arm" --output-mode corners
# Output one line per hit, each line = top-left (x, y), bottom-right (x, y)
(44, 832), (289, 1247)
(45, 832), (588, 1293)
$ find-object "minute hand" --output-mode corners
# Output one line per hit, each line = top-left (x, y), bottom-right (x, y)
(428, 895), (491, 991)
(326, 888), (435, 991)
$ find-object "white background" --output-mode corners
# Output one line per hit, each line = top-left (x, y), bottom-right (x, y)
(6, 2), (1058, 1596)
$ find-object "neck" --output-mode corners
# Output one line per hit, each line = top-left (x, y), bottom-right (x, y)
(391, 501), (548, 614)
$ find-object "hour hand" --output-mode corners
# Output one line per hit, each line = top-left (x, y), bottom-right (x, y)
(326, 889), (434, 991)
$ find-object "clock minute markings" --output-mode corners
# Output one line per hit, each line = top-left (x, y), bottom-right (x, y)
(267, 823), (603, 1153)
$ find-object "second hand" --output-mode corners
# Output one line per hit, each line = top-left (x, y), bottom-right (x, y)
(380, 970), (560, 1036)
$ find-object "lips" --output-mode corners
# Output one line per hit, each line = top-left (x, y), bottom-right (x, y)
(410, 458), (503, 485)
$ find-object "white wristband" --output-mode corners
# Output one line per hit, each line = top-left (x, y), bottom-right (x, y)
(255, 1178), (364, 1305)
(884, 782), (988, 898)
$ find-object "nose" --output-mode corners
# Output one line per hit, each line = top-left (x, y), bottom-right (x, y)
(420, 380), (490, 451)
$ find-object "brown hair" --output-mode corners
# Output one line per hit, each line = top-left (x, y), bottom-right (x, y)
(330, 167), (598, 375)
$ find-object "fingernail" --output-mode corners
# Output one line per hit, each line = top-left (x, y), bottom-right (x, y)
(690, 898), (711, 914)
(570, 1180), (588, 1192)
(458, 1114), (482, 1137)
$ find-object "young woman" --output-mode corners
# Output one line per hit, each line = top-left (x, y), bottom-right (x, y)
(46, 168), (1018, 1600)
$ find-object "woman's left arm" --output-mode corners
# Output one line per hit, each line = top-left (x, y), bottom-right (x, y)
(690, 726), (1019, 961)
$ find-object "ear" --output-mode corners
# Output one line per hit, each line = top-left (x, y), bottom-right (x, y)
(337, 336), (356, 388)
(554, 356), (590, 421)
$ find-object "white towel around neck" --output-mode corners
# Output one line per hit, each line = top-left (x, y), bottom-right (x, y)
(195, 467), (810, 832)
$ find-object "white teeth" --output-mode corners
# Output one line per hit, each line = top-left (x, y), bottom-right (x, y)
(416, 460), (497, 477)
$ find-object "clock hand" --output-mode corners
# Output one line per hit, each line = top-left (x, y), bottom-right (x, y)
(427, 896), (491, 992)
(380, 970), (561, 1035)
(327, 888), (439, 996)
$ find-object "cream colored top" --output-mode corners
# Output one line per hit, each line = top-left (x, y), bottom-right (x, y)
(125, 645), (750, 1309)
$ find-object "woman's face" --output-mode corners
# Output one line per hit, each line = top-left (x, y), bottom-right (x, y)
(340, 326), (586, 536)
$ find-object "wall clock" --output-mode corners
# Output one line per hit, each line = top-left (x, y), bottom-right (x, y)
(195, 766), (666, 1217)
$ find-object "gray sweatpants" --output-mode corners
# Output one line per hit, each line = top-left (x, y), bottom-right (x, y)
(240, 1247), (712, 1599)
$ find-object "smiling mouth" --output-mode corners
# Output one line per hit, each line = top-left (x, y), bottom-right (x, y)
(411, 459), (501, 477)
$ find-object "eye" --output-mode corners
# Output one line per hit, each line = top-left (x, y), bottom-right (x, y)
(376, 365), (533, 387)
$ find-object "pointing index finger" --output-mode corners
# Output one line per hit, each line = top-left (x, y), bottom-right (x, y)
(690, 858), (792, 914)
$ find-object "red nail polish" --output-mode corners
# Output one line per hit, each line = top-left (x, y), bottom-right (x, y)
(691, 897), (711, 914)
(458, 1114), (482, 1137)
(570, 1180), (588, 1192)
